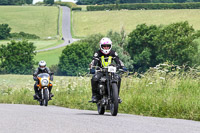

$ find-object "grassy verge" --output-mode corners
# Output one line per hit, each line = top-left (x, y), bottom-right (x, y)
(0, 71), (200, 120)
(73, 9), (200, 37)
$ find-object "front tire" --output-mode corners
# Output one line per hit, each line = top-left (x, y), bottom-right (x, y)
(43, 88), (49, 106)
(97, 103), (105, 115)
(110, 83), (118, 116)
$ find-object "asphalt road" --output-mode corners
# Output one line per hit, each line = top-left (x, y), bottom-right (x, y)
(36, 6), (78, 52)
(0, 104), (200, 133)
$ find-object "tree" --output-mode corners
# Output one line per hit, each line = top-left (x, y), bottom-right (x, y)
(156, 21), (200, 66)
(44, 0), (54, 5)
(59, 42), (93, 76)
(0, 24), (11, 40)
(127, 21), (200, 72)
(0, 40), (36, 74)
(127, 24), (161, 72)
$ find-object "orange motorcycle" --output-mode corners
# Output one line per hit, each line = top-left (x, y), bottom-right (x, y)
(36, 73), (53, 106)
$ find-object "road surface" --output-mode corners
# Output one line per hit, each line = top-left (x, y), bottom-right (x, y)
(0, 104), (200, 133)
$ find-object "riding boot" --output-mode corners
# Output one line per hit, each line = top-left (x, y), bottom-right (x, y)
(91, 79), (98, 103)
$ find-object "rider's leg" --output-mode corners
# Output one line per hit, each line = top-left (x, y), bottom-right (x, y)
(49, 83), (54, 98)
(34, 81), (39, 99)
(115, 74), (122, 103)
(91, 72), (103, 102)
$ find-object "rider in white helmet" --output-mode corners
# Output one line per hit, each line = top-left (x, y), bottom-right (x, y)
(89, 37), (127, 103)
(33, 60), (54, 99)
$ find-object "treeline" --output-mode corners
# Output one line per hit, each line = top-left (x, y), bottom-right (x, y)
(0, 0), (33, 5)
(1, 22), (199, 75)
(77, 0), (200, 5)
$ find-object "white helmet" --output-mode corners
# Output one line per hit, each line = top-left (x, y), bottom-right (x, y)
(38, 60), (46, 70)
(100, 37), (112, 55)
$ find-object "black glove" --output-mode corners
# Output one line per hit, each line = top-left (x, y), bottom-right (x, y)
(90, 69), (95, 74)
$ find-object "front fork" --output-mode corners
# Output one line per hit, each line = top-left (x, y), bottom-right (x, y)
(40, 87), (49, 100)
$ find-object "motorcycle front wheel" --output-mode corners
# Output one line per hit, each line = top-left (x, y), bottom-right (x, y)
(97, 103), (105, 115)
(42, 88), (49, 106)
(110, 83), (118, 116)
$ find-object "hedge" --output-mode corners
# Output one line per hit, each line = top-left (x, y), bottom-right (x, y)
(87, 2), (200, 11)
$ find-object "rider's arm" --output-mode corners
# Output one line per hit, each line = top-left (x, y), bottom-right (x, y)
(33, 68), (39, 81)
(90, 52), (100, 68)
(112, 51), (124, 68)
(90, 52), (100, 74)
(46, 67), (53, 81)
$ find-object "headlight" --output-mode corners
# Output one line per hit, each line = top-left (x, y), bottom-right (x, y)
(41, 79), (49, 86)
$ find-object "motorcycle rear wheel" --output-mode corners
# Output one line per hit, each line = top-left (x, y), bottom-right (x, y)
(110, 83), (118, 116)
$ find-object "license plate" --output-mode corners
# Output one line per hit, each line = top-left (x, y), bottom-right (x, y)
(108, 66), (116, 73)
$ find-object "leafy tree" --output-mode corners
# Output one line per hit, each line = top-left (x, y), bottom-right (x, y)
(0, 24), (11, 40)
(127, 21), (200, 72)
(156, 21), (200, 66)
(0, 40), (36, 74)
(59, 42), (93, 76)
(127, 24), (161, 72)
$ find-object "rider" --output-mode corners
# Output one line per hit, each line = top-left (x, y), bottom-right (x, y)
(90, 37), (127, 103)
(33, 60), (54, 99)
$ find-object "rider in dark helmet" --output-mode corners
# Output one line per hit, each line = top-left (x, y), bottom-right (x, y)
(33, 60), (54, 99)
(89, 37), (127, 103)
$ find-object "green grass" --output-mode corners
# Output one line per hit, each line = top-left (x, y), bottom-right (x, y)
(72, 9), (200, 37)
(0, 6), (59, 38)
(0, 40), (64, 50)
(35, 46), (65, 66)
(0, 72), (200, 120)
(34, 40), (64, 50)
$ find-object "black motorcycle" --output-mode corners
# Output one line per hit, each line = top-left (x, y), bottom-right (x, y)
(90, 65), (125, 116)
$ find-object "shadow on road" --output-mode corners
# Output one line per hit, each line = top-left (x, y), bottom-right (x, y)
(76, 113), (112, 116)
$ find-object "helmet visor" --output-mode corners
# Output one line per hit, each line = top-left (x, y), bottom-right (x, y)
(40, 66), (46, 68)
(101, 44), (111, 50)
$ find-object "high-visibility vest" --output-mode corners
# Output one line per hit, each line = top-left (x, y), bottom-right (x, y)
(101, 56), (112, 67)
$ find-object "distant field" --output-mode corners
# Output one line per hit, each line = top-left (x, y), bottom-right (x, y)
(0, 40), (64, 50)
(0, 6), (59, 38)
(35, 46), (65, 66)
(72, 9), (200, 37)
